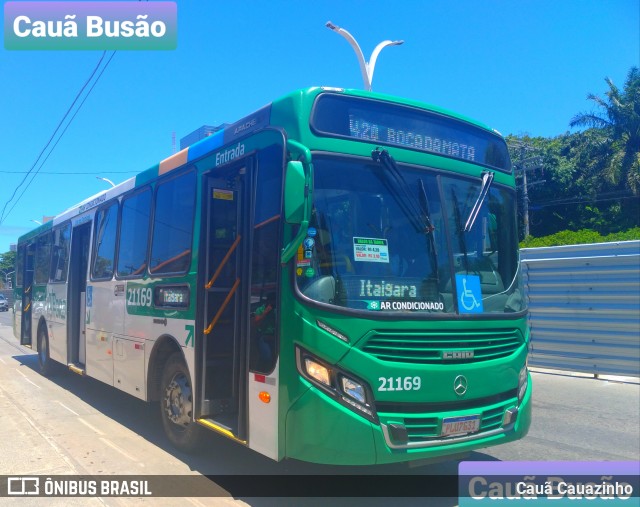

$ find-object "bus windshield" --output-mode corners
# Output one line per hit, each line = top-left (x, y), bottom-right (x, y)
(297, 156), (525, 315)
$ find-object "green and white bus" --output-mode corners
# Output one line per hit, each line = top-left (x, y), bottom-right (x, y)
(14, 87), (531, 465)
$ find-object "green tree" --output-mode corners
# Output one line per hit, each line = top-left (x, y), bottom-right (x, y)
(0, 250), (16, 288)
(569, 66), (640, 194)
(509, 129), (638, 238)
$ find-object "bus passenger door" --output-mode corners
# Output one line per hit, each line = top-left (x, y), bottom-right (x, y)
(67, 222), (90, 368)
(200, 162), (251, 439)
(20, 243), (35, 346)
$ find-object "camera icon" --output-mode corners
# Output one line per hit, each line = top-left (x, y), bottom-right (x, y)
(8, 477), (39, 495)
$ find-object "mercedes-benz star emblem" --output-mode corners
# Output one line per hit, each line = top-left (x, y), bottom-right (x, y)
(453, 375), (468, 396)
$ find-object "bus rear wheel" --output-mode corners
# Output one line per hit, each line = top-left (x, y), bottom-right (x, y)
(160, 352), (203, 452)
(37, 325), (55, 377)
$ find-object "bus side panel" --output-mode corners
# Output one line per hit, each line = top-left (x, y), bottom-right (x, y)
(13, 287), (23, 342)
(247, 360), (281, 460)
(113, 335), (146, 399)
(47, 283), (68, 364)
(85, 280), (123, 385)
(31, 285), (47, 339)
(125, 303), (196, 404)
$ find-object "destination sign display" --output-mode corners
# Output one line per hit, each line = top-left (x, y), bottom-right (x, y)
(311, 94), (511, 172)
(154, 285), (190, 309)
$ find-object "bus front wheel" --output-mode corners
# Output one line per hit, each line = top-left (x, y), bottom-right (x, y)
(160, 352), (202, 452)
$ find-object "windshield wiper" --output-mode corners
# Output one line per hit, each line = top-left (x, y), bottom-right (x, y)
(372, 149), (434, 234)
(417, 177), (436, 233)
(371, 148), (439, 278)
(463, 170), (494, 232)
(451, 188), (469, 273)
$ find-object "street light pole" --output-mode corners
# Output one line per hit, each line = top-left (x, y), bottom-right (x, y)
(326, 21), (403, 91)
(96, 176), (116, 188)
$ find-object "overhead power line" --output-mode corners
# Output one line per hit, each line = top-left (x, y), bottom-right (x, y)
(0, 51), (116, 225)
(0, 170), (134, 175)
(530, 192), (637, 209)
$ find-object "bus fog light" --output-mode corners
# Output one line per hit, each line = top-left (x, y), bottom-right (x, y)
(304, 358), (331, 387)
(518, 365), (528, 402)
(503, 407), (518, 426)
(341, 376), (366, 404)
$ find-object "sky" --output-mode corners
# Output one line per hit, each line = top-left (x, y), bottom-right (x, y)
(0, 0), (638, 254)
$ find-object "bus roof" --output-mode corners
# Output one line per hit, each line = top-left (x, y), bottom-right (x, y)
(17, 86), (507, 244)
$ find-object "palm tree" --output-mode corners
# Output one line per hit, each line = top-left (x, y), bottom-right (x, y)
(570, 67), (640, 194)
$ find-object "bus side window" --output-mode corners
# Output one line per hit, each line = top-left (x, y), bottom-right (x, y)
(35, 232), (52, 284)
(117, 188), (151, 278)
(50, 223), (71, 283)
(16, 245), (24, 287)
(92, 201), (119, 280)
(149, 171), (196, 275)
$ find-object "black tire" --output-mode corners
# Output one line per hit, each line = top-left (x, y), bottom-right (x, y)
(160, 352), (203, 452)
(37, 325), (55, 377)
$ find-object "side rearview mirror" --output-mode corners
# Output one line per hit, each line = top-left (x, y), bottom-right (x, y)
(284, 160), (306, 224)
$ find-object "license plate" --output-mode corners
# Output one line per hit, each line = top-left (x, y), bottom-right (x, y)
(441, 415), (480, 436)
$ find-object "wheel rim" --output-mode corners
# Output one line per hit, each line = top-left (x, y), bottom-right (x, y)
(39, 334), (47, 365)
(164, 372), (193, 427)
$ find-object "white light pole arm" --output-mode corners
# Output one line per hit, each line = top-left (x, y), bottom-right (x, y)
(368, 40), (404, 87)
(326, 21), (404, 91)
(326, 22), (370, 90)
(96, 176), (116, 188)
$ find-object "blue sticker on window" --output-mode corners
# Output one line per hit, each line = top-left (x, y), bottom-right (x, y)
(455, 274), (483, 313)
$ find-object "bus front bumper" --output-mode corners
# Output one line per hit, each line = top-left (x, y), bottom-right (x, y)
(285, 373), (532, 465)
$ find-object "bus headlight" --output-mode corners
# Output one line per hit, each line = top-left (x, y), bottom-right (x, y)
(304, 358), (331, 387)
(518, 364), (528, 403)
(340, 376), (366, 404)
(296, 347), (377, 423)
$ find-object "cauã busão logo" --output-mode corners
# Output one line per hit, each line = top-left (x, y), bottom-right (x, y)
(4, 1), (177, 50)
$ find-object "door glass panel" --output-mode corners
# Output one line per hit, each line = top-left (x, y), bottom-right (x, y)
(204, 167), (243, 414)
(249, 145), (283, 373)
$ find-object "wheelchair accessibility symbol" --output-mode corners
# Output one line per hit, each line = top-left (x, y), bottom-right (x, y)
(455, 274), (483, 314)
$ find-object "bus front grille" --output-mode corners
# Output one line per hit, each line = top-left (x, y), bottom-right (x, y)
(361, 328), (522, 364)
(378, 395), (517, 444)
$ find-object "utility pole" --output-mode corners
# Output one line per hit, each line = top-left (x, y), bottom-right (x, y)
(520, 146), (530, 238)
(510, 140), (544, 239)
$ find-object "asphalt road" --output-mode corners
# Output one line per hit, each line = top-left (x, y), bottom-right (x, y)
(0, 309), (638, 507)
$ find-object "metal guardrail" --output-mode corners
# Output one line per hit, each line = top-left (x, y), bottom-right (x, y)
(521, 241), (640, 377)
